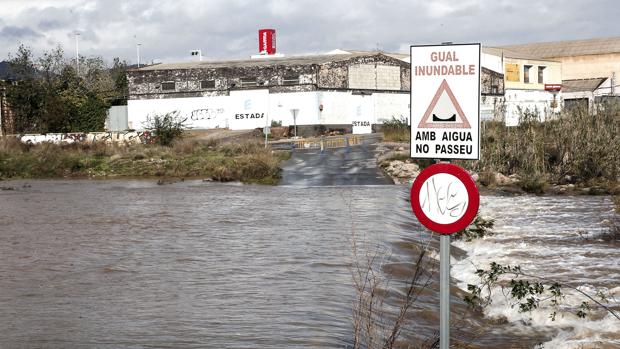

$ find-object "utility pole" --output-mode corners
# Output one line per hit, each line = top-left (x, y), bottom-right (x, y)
(74, 32), (80, 76)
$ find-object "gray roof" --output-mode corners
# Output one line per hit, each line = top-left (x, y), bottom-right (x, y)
(340, 49), (409, 61)
(132, 52), (400, 71)
(561, 78), (607, 93)
(481, 46), (558, 61)
(501, 37), (620, 58)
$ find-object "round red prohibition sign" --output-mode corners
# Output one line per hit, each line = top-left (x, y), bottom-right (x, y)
(410, 163), (479, 235)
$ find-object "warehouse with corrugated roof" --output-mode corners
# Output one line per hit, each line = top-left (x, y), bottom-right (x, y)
(127, 52), (412, 134)
(502, 36), (620, 110)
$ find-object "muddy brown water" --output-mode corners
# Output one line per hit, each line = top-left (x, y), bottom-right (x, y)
(0, 179), (617, 348)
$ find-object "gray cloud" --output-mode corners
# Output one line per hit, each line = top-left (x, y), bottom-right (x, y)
(0, 0), (618, 64)
(0, 25), (43, 40)
(38, 19), (64, 31)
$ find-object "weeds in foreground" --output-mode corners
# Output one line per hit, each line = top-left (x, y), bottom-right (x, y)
(347, 193), (438, 349)
(465, 262), (620, 322)
(382, 116), (410, 142)
(453, 215), (494, 241)
(460, 215), (620, 324)
(461, 102), (619, 187)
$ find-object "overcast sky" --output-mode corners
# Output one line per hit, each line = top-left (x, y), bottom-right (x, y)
(1, 0), (618, 65)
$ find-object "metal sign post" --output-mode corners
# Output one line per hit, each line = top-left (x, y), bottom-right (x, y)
(290, 109), (299, 138)
(440, 235), (450, 349)
(410, 42), (481, 348)
(410, 164), (480, 349)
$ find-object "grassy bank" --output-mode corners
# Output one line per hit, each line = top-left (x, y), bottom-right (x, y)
(380, 103), (620, 193)
(458, 103), (619, 192)
(382, 116), (410, 142)
(0, 138), (290, 184)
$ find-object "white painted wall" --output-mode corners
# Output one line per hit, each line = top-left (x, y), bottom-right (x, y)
(504, 89), (559, 125)
(350, 94), (374, 134)
(128, 96), (229, 130)
(480, 95), (506, 121)
(268, 92), (320, 126)
(481, 53), (503, 74)
(228, 90), (270, 130)
(128, 90), (410, 131)
(318, 91), (351, 124)
(374, 93), (410, 123)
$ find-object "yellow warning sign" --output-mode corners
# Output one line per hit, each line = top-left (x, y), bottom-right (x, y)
(418, 79), (471, 129)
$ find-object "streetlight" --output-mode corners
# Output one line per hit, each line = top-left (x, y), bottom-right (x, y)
(136, 43), (142, 68)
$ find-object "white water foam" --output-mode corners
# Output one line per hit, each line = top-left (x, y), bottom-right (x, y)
(451, 195), (620, 348)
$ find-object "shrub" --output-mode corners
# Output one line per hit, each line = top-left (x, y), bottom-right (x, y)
(143, 111), (188, 146)
(472, 103), (620, 187)
(382, 116), (410, 142)
(453, 215), (495, 241)
(519, 173), (548, 194)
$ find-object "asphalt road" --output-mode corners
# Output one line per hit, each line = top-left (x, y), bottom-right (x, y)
(280, 144), (394, 186)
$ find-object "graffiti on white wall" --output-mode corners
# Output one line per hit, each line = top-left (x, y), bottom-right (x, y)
(190, 108), (225, 121)
(17, 130), (157, 145)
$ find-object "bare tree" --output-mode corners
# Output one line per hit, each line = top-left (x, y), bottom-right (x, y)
(346, 193), (438, 349)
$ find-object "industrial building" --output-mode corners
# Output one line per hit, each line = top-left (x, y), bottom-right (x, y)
(480, 47), (562, 125)
(127, 52), (412, 134)
(561, 77), (614, 110)
(127, 29), (505, 134)
(501, 37), (620, 110)
(127, 52), (507, 133)
(502, 36), (620, 82)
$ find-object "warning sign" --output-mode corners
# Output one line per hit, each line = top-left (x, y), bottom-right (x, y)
(410, 44), (480, 160)
(418, 79), (470, 129)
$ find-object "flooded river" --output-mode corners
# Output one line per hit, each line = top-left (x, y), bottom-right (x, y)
(0, 179), (618, 348)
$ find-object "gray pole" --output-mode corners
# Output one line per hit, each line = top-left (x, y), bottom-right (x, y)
(75, 32), (80, 76)
(439, 42), (453, 349)
(265, 113), (269, 148)
(440, 234), (450, 349)
(291, 109), (298, 138)
(137, 43), (141, 68)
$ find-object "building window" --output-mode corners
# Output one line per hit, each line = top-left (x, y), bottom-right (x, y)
(524, 65), (532, 83)
(161, 82), (176, 91)
(491, 85), (499, 94)
(282, 75), (300, 85)
(240, 78), (257, 87)
(538, 66), (546, 84)
(201, 80), (215, 89)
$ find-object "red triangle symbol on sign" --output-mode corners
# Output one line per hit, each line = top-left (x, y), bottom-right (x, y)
(418, 79), (471, 129)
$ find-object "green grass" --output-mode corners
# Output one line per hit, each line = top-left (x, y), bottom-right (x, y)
(382, 116), (410, 142)
(0, 138), (289, 184)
